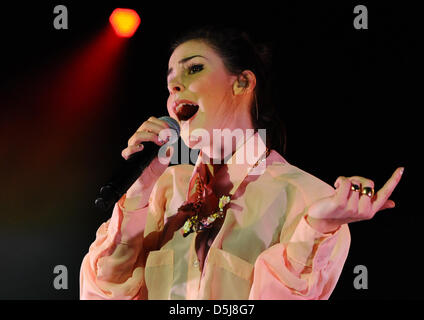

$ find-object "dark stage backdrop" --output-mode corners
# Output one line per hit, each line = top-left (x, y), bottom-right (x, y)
(0, 1), (420, 299)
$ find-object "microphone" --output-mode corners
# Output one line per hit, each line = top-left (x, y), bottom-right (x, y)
(94, 116), (180, 212)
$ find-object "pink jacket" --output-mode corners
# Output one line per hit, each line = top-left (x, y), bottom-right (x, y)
(80, 134), (350, 299)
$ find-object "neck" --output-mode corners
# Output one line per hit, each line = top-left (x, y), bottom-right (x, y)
(201, 115), (255, 172)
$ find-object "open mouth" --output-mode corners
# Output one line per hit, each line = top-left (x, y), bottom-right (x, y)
(176, 103), (199, 122)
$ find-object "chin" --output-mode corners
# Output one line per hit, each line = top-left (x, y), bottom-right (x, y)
(179, 114), (207, 149)
(181, 127), (204, 150)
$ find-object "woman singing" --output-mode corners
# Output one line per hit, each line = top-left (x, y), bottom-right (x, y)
(80, 26), (403, 299)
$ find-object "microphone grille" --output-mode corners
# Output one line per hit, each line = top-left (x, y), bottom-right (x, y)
(159, 116), (180, 137)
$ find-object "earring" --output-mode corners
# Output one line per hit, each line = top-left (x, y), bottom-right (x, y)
(238, 80), (247, 88)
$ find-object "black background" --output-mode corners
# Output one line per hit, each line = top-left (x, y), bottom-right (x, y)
(0, 1), (421, 300)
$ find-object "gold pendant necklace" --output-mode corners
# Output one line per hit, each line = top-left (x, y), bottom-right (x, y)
(182, 147), (269, 237)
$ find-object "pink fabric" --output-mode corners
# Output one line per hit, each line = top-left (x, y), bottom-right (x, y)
(80, 134), (351, 300)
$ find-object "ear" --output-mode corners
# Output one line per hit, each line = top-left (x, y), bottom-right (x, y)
(232, 70), (256, 96)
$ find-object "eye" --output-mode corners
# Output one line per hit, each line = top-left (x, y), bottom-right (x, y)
(188, 64), (204, 75)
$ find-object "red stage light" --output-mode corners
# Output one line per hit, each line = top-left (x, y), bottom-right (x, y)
(109, 8), (140, 38)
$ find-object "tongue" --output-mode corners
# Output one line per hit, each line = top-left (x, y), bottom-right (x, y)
(178, 104), (199, 121)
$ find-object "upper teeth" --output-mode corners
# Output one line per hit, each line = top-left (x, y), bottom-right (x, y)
(176, 103), (197, 112)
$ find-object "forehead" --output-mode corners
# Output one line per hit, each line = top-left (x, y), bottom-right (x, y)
(168, 40), (218, 66)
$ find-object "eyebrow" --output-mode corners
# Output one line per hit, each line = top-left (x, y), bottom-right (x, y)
(167, 55), (206, 79)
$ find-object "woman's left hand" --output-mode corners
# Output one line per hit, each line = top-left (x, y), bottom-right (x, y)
(306, 167), (404, 233)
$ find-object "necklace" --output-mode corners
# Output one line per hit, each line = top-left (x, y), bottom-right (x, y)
(182, 147), (270, 237)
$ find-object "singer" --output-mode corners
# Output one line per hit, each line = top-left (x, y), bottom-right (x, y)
(80, 26), (403, 299)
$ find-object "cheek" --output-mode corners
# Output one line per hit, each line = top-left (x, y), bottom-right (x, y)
(190, 72), (231, 107)
(166, 96), (175, 117)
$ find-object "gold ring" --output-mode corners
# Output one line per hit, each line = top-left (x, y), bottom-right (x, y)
(351, 184), (360, 192)
(361, 186), (375, 198)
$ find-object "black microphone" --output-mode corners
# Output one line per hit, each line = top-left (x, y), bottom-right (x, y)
(94, 116), (180, 212)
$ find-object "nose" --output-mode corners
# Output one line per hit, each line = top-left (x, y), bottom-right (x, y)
(170, 83), (184, 94)
(168, 77), (185, 94)
(171, 85), (183, 93)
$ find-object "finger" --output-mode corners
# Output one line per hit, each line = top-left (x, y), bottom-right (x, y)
(350, 176), (375, 189)
(142, 118), (178, 144)
(357, 179), (375, 219)
(148, 116), (171, 129)
(372, 167), (404, 212)
(128, 130), (164, 147)
(358, 190), (373, 219)
(136, 116), (168, 132)
(140, 121), (173, 144)
(379, 199), (396, 211)
(334, 176), (351, 205)
(122, 144), (144, 160)
(345, 178), (361, 217)
(149, 117), (181, 143)
(139, 120), (167, 135)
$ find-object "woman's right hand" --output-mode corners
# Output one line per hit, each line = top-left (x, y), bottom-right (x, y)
(121, 116), (175, 198)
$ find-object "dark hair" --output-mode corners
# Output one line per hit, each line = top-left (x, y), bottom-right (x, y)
(170, 25), (286, 155)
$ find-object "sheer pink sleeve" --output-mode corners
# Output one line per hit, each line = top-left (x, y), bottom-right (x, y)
(79, 168), (171, 300)
(249, 217), (350, 299)
(249, 178), (351, 300)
